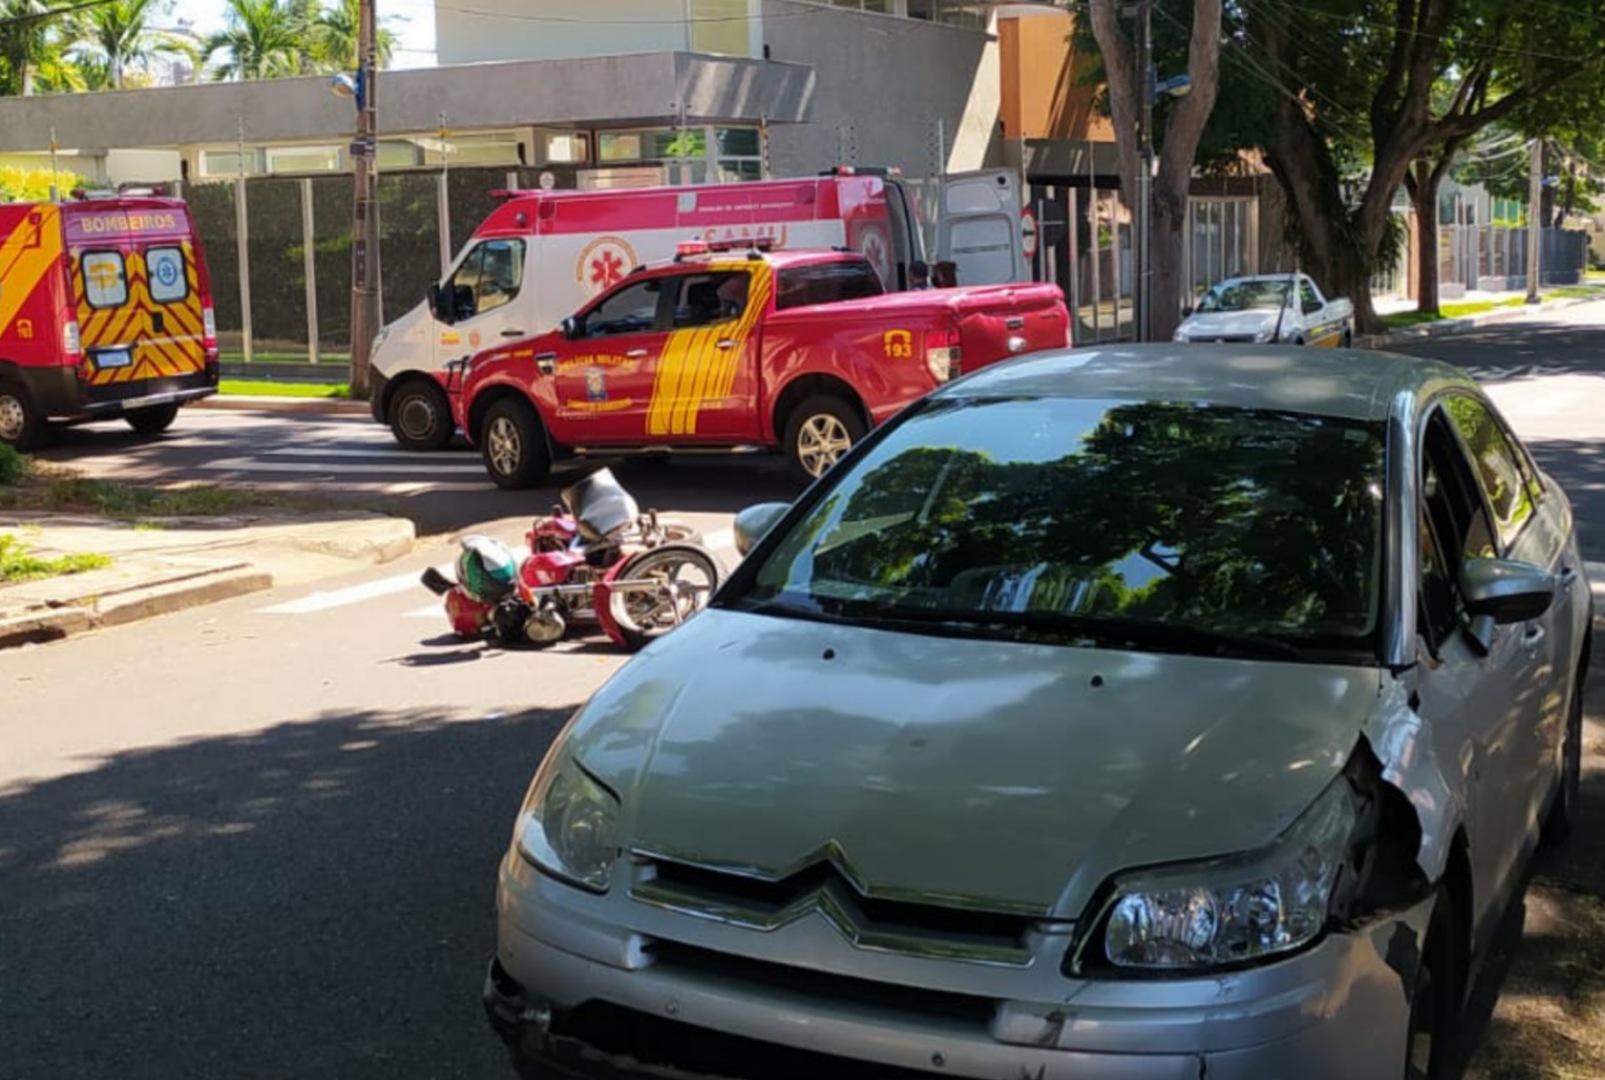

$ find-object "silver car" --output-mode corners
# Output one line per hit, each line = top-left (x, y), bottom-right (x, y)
(484, 345), (1592, 1079)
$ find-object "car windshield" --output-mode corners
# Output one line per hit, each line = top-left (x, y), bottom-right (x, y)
(1196, 280), (1290, 313)
(727, 397), (1386, 662)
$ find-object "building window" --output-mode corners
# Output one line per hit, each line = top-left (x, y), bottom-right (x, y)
(540, 132), (589, 165)
(264, 145), (342, 174)
(198, 147), (263, 177)
(422, 131), (521, 167)
(597, 126), (762, 184)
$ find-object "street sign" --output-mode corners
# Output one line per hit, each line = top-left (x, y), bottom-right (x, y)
(1021, 208), (1039, 259)
(539, 170), (557, 191)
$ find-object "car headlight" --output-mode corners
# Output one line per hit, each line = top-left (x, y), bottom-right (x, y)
(1092, 775), (1358, 971)
(1172, 329), (1190, 343)
(1253, 322), (1276, 343)
(514, 747), (621, 892)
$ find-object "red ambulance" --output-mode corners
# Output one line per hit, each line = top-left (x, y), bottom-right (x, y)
(0, 192), (219, 450)
(369, 169), (1030, 450)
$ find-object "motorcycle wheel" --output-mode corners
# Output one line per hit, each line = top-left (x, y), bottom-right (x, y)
(606, 544), (722, 651)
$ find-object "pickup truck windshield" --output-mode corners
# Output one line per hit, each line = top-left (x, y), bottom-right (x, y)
(1196, 280), (1290, 313)
(731, 397), (1386, 661)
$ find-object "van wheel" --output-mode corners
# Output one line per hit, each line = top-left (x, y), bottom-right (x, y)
(388, 378), (455, 451)
(125, 402), (180, 436)
(1404, 887), (1462, 1080)
(481, 399), (551, 490)
(784, 395), (865, 481)
(0, 380), (43, 451)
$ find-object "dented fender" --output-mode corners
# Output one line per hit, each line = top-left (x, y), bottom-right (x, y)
(1361, 674), (1464, 883)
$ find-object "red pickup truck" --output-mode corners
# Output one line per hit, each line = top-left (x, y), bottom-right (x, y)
(455, 246), (1069, 486)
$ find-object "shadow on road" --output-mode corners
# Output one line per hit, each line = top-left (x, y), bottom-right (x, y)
(1390, 316), (1605, 382)
(0, 705), (571, 1080)
(1523, 439), (1605, 565)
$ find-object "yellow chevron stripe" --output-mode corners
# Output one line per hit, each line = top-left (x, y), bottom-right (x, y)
(0, 206), (63, 337)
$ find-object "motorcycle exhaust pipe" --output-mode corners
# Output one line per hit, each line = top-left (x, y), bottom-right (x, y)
(420, 567), (454, 596)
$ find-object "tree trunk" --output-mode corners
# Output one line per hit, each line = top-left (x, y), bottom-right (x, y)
(1150, 184), (1188, 341)
(1409, 168), (1441, 315)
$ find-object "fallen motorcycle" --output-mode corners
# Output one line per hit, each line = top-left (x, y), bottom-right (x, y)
(420, 468), (721, 651)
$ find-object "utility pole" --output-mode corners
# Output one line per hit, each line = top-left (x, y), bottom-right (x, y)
(1135, 0), (1154, 341)
(1525, 138), (1542, 304)
(348, 0), (380, 396)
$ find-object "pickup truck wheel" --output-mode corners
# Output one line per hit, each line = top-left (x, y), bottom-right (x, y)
(125, 402), (180, 436)
(0, 380), (43, 451)
(481, 399), (551, 490)
(785, 395), (865, 480)
(1341, 330), (1353, 348)
(388, 378), (455, 451)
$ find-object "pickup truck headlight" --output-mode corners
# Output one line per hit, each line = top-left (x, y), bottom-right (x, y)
(1172, 329), (1190, 343)
(514, 747), (620, 892)
(1253, 322), (1277, 343)
(1094, 776), (1358, 970)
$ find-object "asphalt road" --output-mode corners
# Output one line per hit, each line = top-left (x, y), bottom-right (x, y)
(30, 407), (803, 534)
(4, 302), (1604, 1079)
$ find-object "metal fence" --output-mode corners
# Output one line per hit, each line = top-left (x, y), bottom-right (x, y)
(1436, 225), (1590, 295)
(187, 164), (588, 363)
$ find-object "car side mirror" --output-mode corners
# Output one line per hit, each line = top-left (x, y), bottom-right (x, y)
(451, 284), (476, 322)
(733, 501), (790, 556)
(1459, 556), (1555, 640)
(561, 315), (583, 340)
(429, 283), (451, 324)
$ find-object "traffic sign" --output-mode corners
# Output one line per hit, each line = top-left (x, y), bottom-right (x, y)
(1021, 208), (1039, 259)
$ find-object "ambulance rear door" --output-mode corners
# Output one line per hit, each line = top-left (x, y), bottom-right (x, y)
(935, 169), (1028, 286)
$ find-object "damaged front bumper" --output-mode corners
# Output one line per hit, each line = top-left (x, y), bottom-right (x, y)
(485, 851), (1435, 1080)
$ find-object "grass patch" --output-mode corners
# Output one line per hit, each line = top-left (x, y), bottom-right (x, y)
(220, 351), (351, 365)
(0, 442), (25, 486)
(0, 458), (317, 521)
(1382, 287), (1605, 330)
(219, 379), (351, 399)
(0, 532), (110, 584)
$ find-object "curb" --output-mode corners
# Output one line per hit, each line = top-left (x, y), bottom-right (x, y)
(0, 568), (272, 648)
(1359, 291), (1604, 350)
(194, 395), (369, 416)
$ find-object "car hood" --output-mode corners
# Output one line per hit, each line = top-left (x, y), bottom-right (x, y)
(569, 609), (1378, 918)
(1180, 311), (1279, 338)
(371, 299), (432, 378)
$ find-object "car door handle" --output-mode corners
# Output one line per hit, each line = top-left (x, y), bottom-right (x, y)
(1522, 623), (1546, 650)
(624, 348), (650, 358)
(715, 338), (738, 350)
(500, 329), (526, 338)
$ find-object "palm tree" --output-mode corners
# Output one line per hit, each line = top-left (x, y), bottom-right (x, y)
(203, 0), (303, 81)
(308, 0), (396, 72)
(0, 0), (84, 95)
(75, 0), (193, 89)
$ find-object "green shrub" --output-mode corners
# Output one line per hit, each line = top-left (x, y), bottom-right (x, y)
(0, 533), (110, 584)
(0, 443), (26, 486)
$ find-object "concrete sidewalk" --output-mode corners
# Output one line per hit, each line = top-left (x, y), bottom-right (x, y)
(0, 511), (414, 648)
(1361, 287), (1605, 349)
(195, 395), (370, 416)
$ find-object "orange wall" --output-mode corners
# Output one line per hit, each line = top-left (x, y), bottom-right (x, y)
(999, 10), (1114, 143)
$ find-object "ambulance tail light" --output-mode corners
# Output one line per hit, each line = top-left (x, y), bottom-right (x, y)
(63, 318), (81, 359)
(202, 305), (220, 360)
(925, 325), (962, 384)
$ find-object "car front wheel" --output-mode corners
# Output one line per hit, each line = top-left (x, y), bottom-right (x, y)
(1404, 887), (1462, 1080)
(480, 398), (551, 490)
(1543, 670), (1585, 844)
(388, 378), (455, 451)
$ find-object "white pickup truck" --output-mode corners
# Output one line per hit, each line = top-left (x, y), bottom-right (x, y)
(1173, 273), (1354, 347)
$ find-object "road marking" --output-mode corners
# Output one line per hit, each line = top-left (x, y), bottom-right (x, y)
(257, 571), (426, 614)
(202, 457), (486, 475)
(405, 604), (442, 619)
(704, 528), (733, 552)
(257, 447), (475, 460)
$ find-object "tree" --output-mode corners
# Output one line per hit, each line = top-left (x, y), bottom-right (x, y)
(1086, 0), (1224, 341)
(308, 0), (396, 72)
(1246, 0), (1605, 333)
(203, 0), (303, 81)
(0, 0), (85, 95)
(74, 0), (191, 90)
